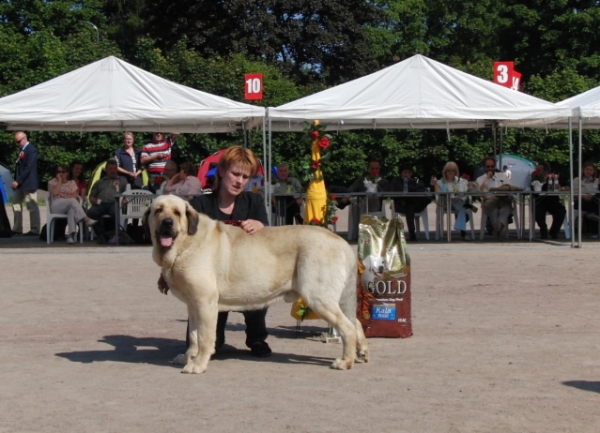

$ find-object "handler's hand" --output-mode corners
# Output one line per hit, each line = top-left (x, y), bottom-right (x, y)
(157, 274), (169, 295)
(241, 219), (264, 235)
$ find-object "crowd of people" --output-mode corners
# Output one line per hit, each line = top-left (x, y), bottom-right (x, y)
(273, 157), (593, 242)
(4, 130), (205, 243)
(4, 129), (599, 243)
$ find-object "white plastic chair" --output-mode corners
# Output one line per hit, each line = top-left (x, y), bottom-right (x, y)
(119, 189), (153, 229)
(347, 198), (394, 241)
(46, 196), (84, 244)
(397, 209), (430, 240)
(435, 202), (475, 240)
(388, 200), (430, 240)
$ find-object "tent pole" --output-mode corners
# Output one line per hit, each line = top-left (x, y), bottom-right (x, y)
(492, 122), (497, 157)
(577, 117), (583, 248)
(568, 117), (575, 248)
(265, 109), (272, 226)
(498, 126), (503, 169)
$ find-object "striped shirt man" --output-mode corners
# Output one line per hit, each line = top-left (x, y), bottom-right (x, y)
(141, 133), (177, 176)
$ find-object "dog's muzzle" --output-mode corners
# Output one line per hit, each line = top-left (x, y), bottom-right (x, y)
(157, 218), (176, 248)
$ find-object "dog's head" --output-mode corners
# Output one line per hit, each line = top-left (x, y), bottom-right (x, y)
(142, 195), (199, 249)
(362, 255), (387, 278)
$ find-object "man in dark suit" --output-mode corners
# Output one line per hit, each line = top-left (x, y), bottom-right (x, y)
(345, 159), (391, 212)
(391, 166), (432, 241)
(11, 131), (40, 236)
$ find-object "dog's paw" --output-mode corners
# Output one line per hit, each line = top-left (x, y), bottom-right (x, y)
(331, 357), (353, 370)
(355, 349), (370, 363)
(181, 361), (207, 374)
(172, 354), (189, 365)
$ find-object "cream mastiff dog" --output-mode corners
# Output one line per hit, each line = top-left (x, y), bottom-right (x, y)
(143, 195), (369, 374)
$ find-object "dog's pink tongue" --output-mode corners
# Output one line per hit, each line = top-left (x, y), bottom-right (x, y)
(159, 236), (173, 248)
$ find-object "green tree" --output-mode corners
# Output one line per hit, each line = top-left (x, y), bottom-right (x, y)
(142, 0), (382, 85)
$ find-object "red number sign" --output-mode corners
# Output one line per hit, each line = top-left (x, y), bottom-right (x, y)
(493, 62), (521, 91)
(244, 73), (263, 100)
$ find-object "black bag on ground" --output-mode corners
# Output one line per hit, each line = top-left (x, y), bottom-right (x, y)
(97, 226), (135, 245)
(39, 219), (68, 241)
(127, 223), (151, 245)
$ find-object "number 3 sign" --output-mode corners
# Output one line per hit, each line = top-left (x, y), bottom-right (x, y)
(493, 62), (521, 91)
(244, 73), (263, 100)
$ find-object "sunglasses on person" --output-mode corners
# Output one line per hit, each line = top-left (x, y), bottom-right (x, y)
(485, 165), (495, 169)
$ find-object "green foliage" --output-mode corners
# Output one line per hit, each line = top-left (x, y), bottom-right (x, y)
(3, 0), (600, 192)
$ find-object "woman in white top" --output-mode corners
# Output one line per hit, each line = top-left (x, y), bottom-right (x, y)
(573, 161), (599, 223)
(48, 164), (96, 243)
(163, 162), (202, 199)
(436, 161), (470, 239)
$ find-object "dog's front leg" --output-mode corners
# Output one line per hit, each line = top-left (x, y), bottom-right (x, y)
(180, 294), (218, 374)
(172, 302), (201, 366)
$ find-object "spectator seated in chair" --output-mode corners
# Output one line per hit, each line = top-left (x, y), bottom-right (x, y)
(162, 162), (202, 199)
(436, 161), (472, 240)
(390, 165), (432, 242)
(343, 159), (390, 213)
(533, 161), (567, 240)
(48, 164), (96, 244)
(272, 164), (304, 225)
(573, 161), (600, 235)
(86, 160), (128, 241)
(476, 157), (518, 238)
(158, 161), (178, 193)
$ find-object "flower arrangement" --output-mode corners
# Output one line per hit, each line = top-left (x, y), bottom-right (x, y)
(301, 121), (332, 182)
(307, 194), (339, 228)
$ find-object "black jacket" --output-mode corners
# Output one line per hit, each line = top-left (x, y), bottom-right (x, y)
(390, 177), (427, 193)
(15, 142), (39, 192)
(189, 191), (269, 225)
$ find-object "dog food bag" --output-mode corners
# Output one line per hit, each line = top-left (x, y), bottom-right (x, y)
(357, 214), (412, 338)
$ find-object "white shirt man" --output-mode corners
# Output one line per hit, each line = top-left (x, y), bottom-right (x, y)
(476, 158), (514, 237)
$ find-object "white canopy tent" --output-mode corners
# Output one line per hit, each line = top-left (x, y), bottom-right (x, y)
(267, 54), (571, 132)
(0, 56), (270, 215)
(0, 56), (265, 133)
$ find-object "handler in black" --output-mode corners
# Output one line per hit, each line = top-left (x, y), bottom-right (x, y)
(188, 146), (272, 357)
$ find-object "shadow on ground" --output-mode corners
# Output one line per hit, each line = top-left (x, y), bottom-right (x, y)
(562, 380), (600, 394)
(55, 333), (333, 368)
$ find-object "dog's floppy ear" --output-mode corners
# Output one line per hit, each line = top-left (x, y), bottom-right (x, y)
(185, 202), (199, 235)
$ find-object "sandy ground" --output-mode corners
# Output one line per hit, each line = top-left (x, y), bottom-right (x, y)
(1, 204), (600, 433)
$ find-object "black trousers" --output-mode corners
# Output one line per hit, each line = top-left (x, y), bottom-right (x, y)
(275, 198), (302, 225)
(535, 197), (566, 237)
(186, 308), (268, 348)
(394, 197), (431, 235)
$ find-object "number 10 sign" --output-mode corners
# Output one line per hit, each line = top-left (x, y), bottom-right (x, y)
(244, 73), (263, 100)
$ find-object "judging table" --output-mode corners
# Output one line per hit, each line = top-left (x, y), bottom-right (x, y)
(273, 190), (575, 243)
